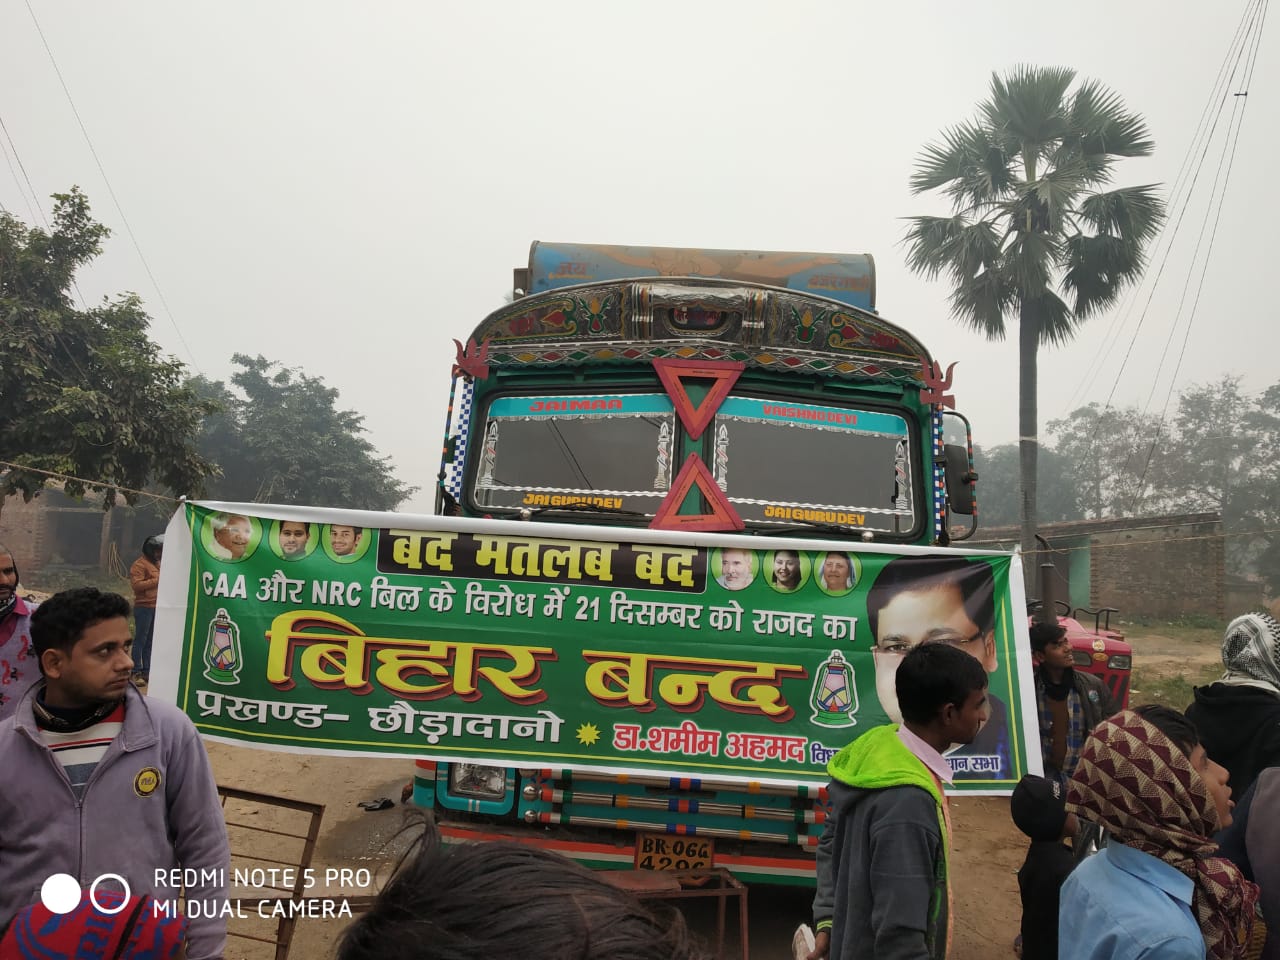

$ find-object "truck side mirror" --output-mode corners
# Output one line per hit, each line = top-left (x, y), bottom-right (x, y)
(945, 444), (978, 515)
(941, 412), (977, 517)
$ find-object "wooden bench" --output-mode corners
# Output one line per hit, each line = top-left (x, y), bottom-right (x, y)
(219, 786), (325, 960)
(600, 868), (749, 960)
(218, 794), (748, 960)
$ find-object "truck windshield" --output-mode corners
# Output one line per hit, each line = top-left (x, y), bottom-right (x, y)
(473, 393), (676, 514)
(471, 392), (916, 533)
(713, 396), (916, 535)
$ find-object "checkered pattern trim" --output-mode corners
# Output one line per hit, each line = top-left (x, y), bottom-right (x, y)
(932, 409), (946, 540)
(443, 378), (474, 501)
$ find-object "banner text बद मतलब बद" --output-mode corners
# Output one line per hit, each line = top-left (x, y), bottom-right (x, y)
(152, 503), (1038, 792)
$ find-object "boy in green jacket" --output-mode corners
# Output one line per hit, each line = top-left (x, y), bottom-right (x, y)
(808, 642), (990, 960)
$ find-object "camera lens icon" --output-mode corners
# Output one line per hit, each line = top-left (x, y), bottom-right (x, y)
(40, 873), (131, 915)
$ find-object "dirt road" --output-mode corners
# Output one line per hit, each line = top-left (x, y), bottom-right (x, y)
(208, 739), (1032, 959)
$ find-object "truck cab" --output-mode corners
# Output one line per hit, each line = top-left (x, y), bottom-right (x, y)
(420, 242), (981, 883)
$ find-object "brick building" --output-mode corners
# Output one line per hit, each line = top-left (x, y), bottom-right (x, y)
(972, 512), (1224, 621)
(0, 488), (158, 577)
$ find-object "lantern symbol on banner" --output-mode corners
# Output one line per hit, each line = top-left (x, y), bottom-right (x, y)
(203, 608), (243, 685)
(810, 649), (858, 727)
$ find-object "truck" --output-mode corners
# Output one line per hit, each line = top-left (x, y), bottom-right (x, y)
(411, 242), (986, 884)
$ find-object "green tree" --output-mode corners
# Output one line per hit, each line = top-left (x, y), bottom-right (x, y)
(0, 188), (215, 514)
(1047, 402), (1167, 519)
(193, 355), (416, 511)
(904, 66), (1165, 567)
(973, 442), (1082, 527)
(1159, 376), (1252, 519)
(1242, 387), (1280, 591)
(1160, 376), (1274, 578)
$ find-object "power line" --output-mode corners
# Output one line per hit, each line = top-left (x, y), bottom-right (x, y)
(1100, 1), (1259, 417)
(1061, 0), (1262, 412)
(0, 109), (95, 314)
(2, 457), (1270, 563)
(1128, 0), (1268, 513)
(22, 0), (203, 375)
(0, 136), (36, 222)
(1064, 0), (1264, 414)
(0, 111), (47, 228)
(0, 460), (178, 506)
(1067, 0), (1268, 481)
(1137, 69), (1251, 418)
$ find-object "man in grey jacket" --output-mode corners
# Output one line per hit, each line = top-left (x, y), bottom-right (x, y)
(808, 643), (991, 960)
(0, 587), (230, 960)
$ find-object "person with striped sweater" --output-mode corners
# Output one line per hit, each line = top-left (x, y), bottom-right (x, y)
(0, 587), (229, 960)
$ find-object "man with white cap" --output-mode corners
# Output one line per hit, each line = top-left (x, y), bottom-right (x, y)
(1184, 611), (1280, 797)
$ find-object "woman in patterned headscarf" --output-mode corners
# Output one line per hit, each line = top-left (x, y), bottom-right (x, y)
(1187, 612), (1280, 797)
(1058, 706), (1262, 960)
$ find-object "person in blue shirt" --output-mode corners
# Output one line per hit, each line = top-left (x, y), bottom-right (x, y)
(1059, 706), (1260, 960)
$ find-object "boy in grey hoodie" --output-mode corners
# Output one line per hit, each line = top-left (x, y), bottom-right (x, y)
(807, 643), (990, 960)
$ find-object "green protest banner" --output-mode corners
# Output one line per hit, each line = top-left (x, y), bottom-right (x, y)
(154, 503), (1038, 792)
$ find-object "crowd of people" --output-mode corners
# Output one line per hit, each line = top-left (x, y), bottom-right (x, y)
(4, 530), (1280, 959)
(0, 538), (709, 960)
(0, 540), (228, 960)
(808, 609), (1280, 960)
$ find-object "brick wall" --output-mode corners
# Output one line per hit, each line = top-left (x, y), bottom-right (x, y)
(972, 513), (1224, 621)
(0, 495), (48, 573)
(0, 488), (125, 577)
(1089, 517), (1224, 620)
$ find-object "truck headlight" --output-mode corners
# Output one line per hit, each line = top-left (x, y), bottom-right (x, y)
(1072, 651), (1092, 667)
(1108, 655), (1131, 670)
(448, 763), (508, 801)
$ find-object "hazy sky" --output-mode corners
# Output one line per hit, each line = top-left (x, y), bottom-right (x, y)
(2, 1), (1273, 514)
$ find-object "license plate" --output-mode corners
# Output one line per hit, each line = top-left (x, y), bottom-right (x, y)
(633, 834), (714, 870)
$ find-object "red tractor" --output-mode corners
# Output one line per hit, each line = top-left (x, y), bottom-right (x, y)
(1028, 557), (1132, 708)
(1050, 603), (1132, 708)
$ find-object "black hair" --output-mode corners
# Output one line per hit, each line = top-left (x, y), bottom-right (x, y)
(1028, 620), (1068, 653)
(896, 642), (988, 726)
(867, 556), (995, 641)
(30, 588), (131, 663)
(769, 550), (800, 586)
(278, 520), (311, 533)
(142, 535), (164, 562)
(337, 818), (707, 960)
(1133, 704), (1201, 757)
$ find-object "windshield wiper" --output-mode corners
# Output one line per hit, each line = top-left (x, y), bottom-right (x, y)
(528, 501), (647, 519)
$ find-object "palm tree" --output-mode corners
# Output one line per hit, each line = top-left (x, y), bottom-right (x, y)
(904, 65), (1164, 572)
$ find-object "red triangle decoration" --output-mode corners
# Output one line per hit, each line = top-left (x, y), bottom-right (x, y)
(653, 358), (745, 440)
(649, 453), (745, 532)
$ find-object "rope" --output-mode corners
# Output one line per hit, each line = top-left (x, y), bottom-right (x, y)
(3, 461), (1274, 565)
(0, 460), (180, 506)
